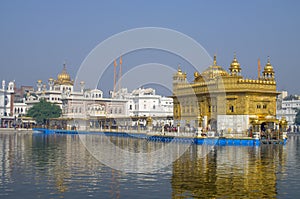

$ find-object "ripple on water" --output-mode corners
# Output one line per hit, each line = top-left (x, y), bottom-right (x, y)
(0, 132), (300, 198)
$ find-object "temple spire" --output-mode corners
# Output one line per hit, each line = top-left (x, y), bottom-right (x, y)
(229, 52), (241, 76)
(63, 60), (67, 71)
(262, 56), (275, 80)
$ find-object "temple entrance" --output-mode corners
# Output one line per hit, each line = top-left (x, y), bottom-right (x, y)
(208, 118), (217, 131)
(261, 122), (267, 132)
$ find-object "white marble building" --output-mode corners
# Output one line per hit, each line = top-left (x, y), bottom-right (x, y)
(0, 80), (16, 127)
(5, 64), (174, 131)
(25, 64), (74, 110)
(0, 80), (14, 117)
(61, 87), (173, 131)
(113, 88), (173, 117)
(277, 91), (300, 126)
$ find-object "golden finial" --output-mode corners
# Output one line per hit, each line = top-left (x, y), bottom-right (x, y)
(178, 64), (182, 72)
(62, 61), (67, 73)
(213, 54), (217, 65)
(267, 56), (271, 65)
(265, 56), (273, 69)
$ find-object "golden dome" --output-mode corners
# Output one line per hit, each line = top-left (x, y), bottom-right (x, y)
(230, 54), (240, 68)
(56, 64), (73, 85)
(229, 53), (242, 75)
(194, 71), (205, 82)
(173, 65), (187, 82)
(263, 57), (274, 73)
(262, 57), (275, 80)
(57, 66), (70, 81)
(177, 65), (183, 75)
(202, 55), (229, 78)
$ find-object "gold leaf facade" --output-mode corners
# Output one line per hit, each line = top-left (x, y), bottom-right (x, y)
(173, 54), (278, 134)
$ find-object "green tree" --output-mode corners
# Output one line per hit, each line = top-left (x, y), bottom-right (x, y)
(295, 109), (300, 125)
(27, 99), (62, 125)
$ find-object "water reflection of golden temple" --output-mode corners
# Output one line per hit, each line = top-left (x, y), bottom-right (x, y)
(173, 54), (285, 136)
(171, 145), (286, 198)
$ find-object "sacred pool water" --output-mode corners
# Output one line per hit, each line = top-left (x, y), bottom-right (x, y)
(0, 131), (299, 198)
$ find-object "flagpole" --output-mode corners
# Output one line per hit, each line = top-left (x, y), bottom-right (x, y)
(113, 59), (117, 97)
(119, 56), (122, 91)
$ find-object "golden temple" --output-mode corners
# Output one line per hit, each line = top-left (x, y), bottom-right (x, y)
(173, 54), (281, 136)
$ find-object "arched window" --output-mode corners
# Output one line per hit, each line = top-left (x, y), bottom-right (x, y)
(263, 104), (267, 109)
(229, 105), (234, 113)
(257, 104), (261, 109)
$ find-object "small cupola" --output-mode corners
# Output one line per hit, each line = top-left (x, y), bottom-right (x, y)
(229, 53), (242, 76)
(262, 57), (275, 80)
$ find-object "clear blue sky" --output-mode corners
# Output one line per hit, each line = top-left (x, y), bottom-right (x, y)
(0, 0), (299, 95)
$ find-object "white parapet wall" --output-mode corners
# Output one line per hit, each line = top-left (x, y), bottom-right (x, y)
(217, 115), (249, 136)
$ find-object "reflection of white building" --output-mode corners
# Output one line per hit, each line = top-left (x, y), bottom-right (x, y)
(277, 91), (300, 126)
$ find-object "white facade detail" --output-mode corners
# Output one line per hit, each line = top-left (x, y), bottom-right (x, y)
(0, 80), (14, 117)
(115, 87), (173, 118)
(217, 115), (250, 135)
(277, 91), (300, 126)
(1, 64), (174, 130)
